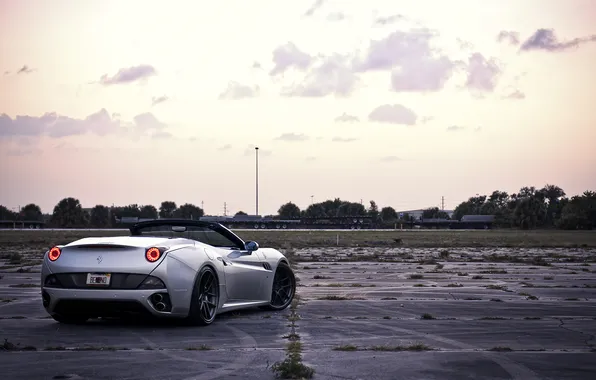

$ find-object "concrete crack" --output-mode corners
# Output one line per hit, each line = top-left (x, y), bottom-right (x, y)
(557, 318), (595, 350)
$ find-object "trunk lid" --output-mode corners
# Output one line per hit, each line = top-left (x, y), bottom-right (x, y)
(49, 236), (178, 275)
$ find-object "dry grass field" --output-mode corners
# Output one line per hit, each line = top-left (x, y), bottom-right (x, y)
(0, 228), (595, 253)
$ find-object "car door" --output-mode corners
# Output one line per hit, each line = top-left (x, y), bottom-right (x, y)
(222, 248), (270, 302)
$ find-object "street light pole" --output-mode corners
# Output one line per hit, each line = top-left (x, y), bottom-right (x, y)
(255, 147), (259, 216)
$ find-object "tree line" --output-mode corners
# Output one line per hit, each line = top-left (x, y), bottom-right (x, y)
(276, 184), (595, 230)
(0, 199), (205, 228)
(1, 184), (594, 230)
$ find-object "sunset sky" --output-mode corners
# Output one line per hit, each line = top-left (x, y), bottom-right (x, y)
(1, 0), (595, 216)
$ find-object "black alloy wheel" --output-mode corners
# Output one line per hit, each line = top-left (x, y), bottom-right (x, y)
(262, 261), (296, 311)
(187, 266), (219, 326)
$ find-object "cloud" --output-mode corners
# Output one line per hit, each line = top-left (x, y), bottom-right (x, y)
(497, 31), (520, 45)
(332, 137), (357, 142)
(380, 156), (401, 162)
(99, 64), (157, 85)
(219, 82), (259, 99)
(334, 113), (359, 122)
(447, 125), (465, 132)
(244, 144), (272, 156)
(0, 109), (171, 140)
(373, 14), (407, 25)
(281, 54), (358, 97)
(327, 12), (345, 22)
(151, 131), (172, 139)
(502, 89), (525, 100)
(269, 42), (313, 76)
(464, 53), (502, 92)
(151, 95), (169, 106)
(305, 156), (316, 161)
(133, 112), (167, 132)
(303, 0), (325, 17)
(368, 104), (417, 125)
(218, 144), (232, 151)
(519, 28), (596, 52)
(275, 133), (309, 142)
(353, 28), (457, 93)
(16, 65), (35, 74)
(457, 38), (474, 50)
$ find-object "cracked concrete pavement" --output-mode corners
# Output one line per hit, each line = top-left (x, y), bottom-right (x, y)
(1, 247), (595, 379)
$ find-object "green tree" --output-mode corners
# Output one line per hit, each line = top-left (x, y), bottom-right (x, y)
(174, 203), (204, 219)
(367, 200), (379, 221)
(21, 203), (43, 221)
(235, 211), (247, 216)
(159, 201), (177, 218)
(51, 197), (88, 228)
(89, 205), (110, 228)
(422, 207), (449, 219)
(278, 202), (301, 218)
(140, 205), (158, 219)
(558, 191), (596, 230)
(380, 206), (397, 222)
(119, 204), (141, 217)
(0, 206), (16, 220)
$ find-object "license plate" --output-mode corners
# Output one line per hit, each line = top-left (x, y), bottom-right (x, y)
(86, 273), (111, 286)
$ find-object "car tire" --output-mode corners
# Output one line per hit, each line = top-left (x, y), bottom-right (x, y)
(260, 262), (296, 311)
(51, 313), (89, 324)
(185, 266), (220, 326)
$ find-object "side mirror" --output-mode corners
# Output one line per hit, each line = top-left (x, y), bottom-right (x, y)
(245, 241), (259, 252)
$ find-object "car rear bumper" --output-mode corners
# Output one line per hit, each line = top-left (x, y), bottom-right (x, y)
(41, 287), (188, 319)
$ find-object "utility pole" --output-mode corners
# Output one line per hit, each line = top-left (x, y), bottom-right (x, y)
(201, 200), (204, 211)
(310, 195), (314, 205)
(441, 196), (445, 211)
(223, 202), (227, 216)
(255, 147), (259, 216)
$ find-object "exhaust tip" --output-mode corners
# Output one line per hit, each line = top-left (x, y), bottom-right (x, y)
(152, 293), (163, 302)
(155, 302), (166, 311)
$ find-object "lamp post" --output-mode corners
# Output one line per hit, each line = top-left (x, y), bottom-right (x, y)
(255, 147), (259, 216)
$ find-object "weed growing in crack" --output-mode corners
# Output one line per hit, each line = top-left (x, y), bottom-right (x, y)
(333, 344), (358, 351)
(270, 292), (315, 379)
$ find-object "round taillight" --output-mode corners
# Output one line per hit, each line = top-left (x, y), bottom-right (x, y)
(48, 247), (61, 261)
(146, 247), (161, 262)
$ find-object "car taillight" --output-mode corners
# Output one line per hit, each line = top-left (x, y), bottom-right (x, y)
(146, 247), (163, 262)
(48, 247), (61, 261)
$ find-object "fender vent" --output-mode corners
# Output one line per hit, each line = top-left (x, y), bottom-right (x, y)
(262, 263), (272, 271)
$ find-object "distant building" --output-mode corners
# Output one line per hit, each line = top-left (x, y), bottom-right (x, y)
(396, 209), (455, 220)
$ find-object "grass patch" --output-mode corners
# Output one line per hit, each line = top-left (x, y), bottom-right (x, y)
(369, 343), (432, 351)
(3, 229), (596, 253)
(8, 283), (38, 288)
(488, 346), (513, 352)
(486, 285), (508, 291)
(312, 275), (333, 279)
(316, 295), (364, 301)
(185, 344), (212, 350)
(409, 274), (424, 279)
(479, 270), (508, 274)
(421, 313), (435, 320)
(333, 344), (358, 351)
